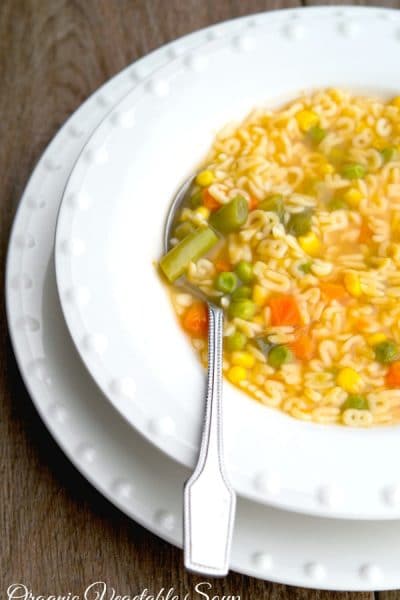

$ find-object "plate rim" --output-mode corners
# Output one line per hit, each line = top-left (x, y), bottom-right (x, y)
(8, 6), (400, 590)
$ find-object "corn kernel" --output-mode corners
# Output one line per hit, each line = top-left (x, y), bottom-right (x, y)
(296, 110), (319, 132)
(391, 96), (400, 109)
(298, 231), (321, 256)
(355, 120), (368, 133)
(367, 333), (387, 346)
(253, 315), (265, 326)
(320, 163), (335, 175)
(337, 367), (363, 393)
(344, 188), (363, 207)
(344, 272), (362, 297)
(374, 138), (387, 150)
(253, 284), (269, 306)
(195, 206), (210, 220)
(227, 365), (248, 385)
(196, 170), (215, 187)
(341, 107), (354, 118)
(178, 208), (192, 222)
(231, 351), (255, 369)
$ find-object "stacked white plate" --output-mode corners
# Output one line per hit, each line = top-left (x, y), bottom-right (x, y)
(7, 6), (400, 590)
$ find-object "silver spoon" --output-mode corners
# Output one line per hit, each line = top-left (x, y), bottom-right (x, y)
(163, 176), (236, 576)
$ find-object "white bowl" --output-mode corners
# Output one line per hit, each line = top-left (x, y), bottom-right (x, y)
(55, 6), (400, 519)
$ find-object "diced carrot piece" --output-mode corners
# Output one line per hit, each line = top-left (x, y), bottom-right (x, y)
(290, 331), (315, 361)
(320, 282), (348, 301)
(215, 259), (231, 272)
(269, 295), (302, 327)
(182, 302), (208, 337)
(248, 196), (259, 211)
(359, 221), (371, 243)
(202, 189), (220, 212)
(355, 317), (371, 331)
(386, 362), (400, 387)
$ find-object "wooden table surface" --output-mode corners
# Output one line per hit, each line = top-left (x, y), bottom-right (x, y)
(2, 0), (400, 598)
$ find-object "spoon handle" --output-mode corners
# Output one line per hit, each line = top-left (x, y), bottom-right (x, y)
(183, 303), (236, 576)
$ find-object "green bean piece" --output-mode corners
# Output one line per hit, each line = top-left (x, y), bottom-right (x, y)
(373, 340), (399, 364)
(159, 227), (219, 282)
(226, 331), (247, 352)
(268, 345), (293, 368)
(228, 299), (256, 320)
(209, 195), (248, 234)
(380, 147), (398, 163)
(235, 260), (254, 283)
(259, 194), (285, 220)
(173, 221), (196, 240)
(341, 163), (367, 180)
(307, 125), (327, 145)
(287, 209), (313, 237)
(341, 394), (369, 411)
(214, 271), (238, 294)
(327, 197), (348, 211)
(231, 286), (252, 301)
(299, 261), (312, 274)
(189, 189), (203, 208)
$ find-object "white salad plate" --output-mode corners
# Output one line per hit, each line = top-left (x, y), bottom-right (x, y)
(55, 5), (400, 520)
(8, 7), (400, 591)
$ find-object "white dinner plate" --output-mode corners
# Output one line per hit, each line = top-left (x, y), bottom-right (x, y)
(55, 3), (400, 519)
(9, 9), (400, 590)
(55, 6), (400, 520)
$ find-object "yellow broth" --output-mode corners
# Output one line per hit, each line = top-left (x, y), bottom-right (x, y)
(165, 89), (400, 427)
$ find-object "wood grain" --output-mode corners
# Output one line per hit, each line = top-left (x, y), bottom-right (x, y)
(0, 0), (394, 597)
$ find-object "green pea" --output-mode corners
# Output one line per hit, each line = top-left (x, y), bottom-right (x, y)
(228, 299), (256, 320)
(173, 221), (196, 240)
(307, 125), (327, 145)
(259, 194), (285, 220)
(214, 271), (238, 294)
(209, 195), (248, 234)
(235, 260), (254, 283)
(287, 209), (313, 237)
(327, 197), (348, 211)
(373, 340), (399, 364)
(189, 189), (203, 208)
(341, 163), (367, 180)
(268, 345), (293, 368)
(380, 147), (398, 163)
(299, 261), (312, 274)
(225, 331), (247, 352)
(231, 286), (252, 301)
(342, 394), (369, 411)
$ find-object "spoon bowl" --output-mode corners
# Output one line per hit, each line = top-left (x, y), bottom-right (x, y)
(163, 174), (214, 304)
